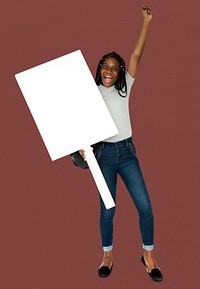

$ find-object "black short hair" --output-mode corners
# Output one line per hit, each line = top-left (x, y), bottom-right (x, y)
(95, 52), (127, 97)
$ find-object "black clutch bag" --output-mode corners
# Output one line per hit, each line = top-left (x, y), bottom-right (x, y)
(70, 144), (99, 169)
(70, 151), (89, 169)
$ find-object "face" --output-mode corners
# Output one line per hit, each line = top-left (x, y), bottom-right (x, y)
(100, 57), (120, 87)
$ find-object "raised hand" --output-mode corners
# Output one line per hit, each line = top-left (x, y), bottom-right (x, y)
(142, 5), (153, 22)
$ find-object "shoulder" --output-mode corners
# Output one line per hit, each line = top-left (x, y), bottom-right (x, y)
(126, 71), (136, 85)
(125, 71), (136, 93)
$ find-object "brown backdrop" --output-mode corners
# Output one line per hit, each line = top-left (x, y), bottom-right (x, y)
(1, 0), (200, 288)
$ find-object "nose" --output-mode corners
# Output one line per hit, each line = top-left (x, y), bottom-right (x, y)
(105, 66), (113, 73)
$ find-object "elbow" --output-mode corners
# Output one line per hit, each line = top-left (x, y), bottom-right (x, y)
(131, 52), (141, 61)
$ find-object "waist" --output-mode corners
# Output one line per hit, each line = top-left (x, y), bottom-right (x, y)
(99, 137), (133, 148)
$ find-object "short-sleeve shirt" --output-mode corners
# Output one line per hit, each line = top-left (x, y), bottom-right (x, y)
(98, 72), (135, 142)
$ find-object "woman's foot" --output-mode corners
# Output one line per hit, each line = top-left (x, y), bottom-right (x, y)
(98, 250), (113, 278)
(141, 250), (163, 282)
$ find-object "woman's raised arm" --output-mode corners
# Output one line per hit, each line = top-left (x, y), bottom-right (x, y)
(128, 5), (153, 78)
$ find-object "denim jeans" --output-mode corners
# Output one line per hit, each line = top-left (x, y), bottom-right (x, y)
(95, 137), (154, 251)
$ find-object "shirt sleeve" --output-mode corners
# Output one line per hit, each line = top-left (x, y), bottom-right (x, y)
(125, 71), (135, 96)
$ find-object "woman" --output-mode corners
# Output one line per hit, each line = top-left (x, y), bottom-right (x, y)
(80, 5), (163, 282)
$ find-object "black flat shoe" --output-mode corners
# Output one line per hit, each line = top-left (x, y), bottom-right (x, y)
(141, 256), (163, 282)
(98, 264), (113, 278)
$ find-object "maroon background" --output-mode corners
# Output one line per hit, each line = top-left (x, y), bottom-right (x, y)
(1, 0), (200, 288)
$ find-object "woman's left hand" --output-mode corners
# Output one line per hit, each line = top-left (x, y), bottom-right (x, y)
(142, 5), (153, 23)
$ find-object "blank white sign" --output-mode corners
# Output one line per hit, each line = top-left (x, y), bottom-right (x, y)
(15, 50), (118, 161)
(15, 50), (118, 209)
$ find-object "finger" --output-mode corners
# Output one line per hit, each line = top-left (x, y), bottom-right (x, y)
(142, 5), (151, 14)
(79, 149), (85, 157)
(82, 153), (87, 161)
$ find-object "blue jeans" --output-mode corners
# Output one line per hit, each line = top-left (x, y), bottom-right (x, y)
(95, 137), (154, 251)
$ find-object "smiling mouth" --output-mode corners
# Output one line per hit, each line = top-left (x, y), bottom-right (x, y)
(104, 75), (113, 84)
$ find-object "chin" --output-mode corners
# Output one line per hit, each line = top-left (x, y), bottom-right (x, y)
(102, 81), (115, 87)
(103, 83), (112, 87)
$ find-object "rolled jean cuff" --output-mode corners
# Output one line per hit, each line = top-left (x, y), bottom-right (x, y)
(103, 245), (113, 251)
(142, 244), (154, 251)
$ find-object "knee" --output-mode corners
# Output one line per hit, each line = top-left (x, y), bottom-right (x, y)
(139, 203), (154, 220)
(100, 207), (116, 221)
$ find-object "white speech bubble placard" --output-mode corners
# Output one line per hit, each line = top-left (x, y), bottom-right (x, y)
(15, 50), (118, 209)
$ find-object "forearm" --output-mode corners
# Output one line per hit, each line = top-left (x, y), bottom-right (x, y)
(132, 18), (151, 59)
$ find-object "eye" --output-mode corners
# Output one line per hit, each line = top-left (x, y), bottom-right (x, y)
(112, 67), (119, 72)
(102, 64), (109, 70)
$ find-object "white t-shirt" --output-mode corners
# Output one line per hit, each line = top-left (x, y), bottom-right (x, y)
(98, 72), (135, 142)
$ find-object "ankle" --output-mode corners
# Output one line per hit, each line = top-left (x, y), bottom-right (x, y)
(101, 250), (113, 265)
(143, 249), (154, 259)
(103, 250), (112, 257)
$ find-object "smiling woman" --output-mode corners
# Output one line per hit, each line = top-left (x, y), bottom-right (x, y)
(100, 58), (120, 87)
(79, 5), (163, 282)
(95, 51), (127, 97)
